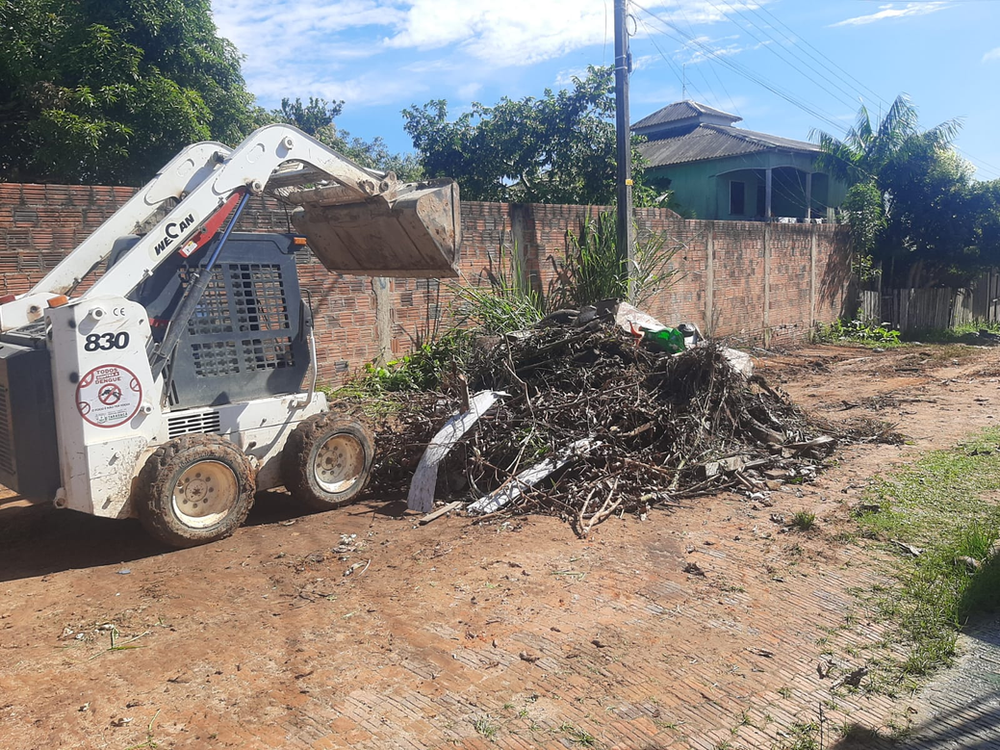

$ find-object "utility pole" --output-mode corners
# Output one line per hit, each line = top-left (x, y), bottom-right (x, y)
(613, 0), (635, 301)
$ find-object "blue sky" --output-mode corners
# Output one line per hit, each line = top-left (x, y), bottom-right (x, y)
(211, 0), (1000, 180)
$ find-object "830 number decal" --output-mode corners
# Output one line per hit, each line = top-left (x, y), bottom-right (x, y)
(84, 332), (130, 351)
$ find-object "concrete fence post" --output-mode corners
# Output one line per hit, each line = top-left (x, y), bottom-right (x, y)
(705, 224), (715, 337)
(372, 277), (392, 364)
(763, 223), (771, 347)
(809, 228), (817, 335)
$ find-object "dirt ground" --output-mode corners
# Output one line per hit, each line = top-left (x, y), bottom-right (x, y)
(3, 343), (1000, 750)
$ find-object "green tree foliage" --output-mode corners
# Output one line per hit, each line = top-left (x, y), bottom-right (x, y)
(275, 96), (344, 138)
(815, 95), (1000, 286)
(270, 96), (423, 181)
(0, 0), (262, 185)
(402, 66), (648, 205)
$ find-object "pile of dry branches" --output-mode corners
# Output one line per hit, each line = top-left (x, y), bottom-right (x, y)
(365, 321), (897, 534)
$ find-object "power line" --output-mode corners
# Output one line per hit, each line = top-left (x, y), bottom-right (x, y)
(740, 2), (1000, 181)
(954, 146), (1000, 179)
(633, 2), (1000, 182)
(633, 14), (692, 94)
(709, 0), (870, 112)
(633, 2), (849, 135)
(635, 3), (848, 132)
(668, 2), (724, 107)
(752, 2), (889, 108)
(671, 0), (742, 115)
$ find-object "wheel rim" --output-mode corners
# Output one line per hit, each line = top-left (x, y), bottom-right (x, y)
(313, 433), (366, 494)
(171, 460), (240, 529)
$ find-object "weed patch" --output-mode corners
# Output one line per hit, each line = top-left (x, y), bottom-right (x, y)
(791, 511), (816, 531)
(818, 319), (901, 347)
(854, 429), (1000, 684)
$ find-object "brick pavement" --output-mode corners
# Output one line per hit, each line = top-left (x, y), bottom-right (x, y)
(899, 617), (1000, 750)
(264, 483), (912, 750)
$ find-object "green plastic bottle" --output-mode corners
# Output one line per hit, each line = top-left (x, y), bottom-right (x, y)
(641, 327), (686, 354)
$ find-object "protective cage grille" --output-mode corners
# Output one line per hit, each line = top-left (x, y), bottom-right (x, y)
(191, 340), (240, 377)
(144, 234), (308, 410)
(188, 268), (232, 336)
(185, 259), (299, 380)
(232, 263), (290, 332)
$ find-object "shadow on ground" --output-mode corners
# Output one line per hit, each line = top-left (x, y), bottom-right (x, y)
(0, 488), (408, 582)
(833, 695), (1000, 749)
(832, 617), (1000, 749)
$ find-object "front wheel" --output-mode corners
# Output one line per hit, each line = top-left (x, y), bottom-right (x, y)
(134, 434), (256, 548)
(282, 412), (375, 510)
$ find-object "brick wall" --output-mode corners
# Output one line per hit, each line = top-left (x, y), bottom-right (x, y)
(0, 183), (852, 384)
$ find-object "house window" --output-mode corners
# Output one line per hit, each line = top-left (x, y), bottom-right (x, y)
(730, 181), (746, 215)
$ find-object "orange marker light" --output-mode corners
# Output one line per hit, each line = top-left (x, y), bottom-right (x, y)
(47, 295), (70, 308)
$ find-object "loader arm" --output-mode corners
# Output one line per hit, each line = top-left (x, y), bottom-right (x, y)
(0, 124), (460, 332)
(0, 142), (231, 332)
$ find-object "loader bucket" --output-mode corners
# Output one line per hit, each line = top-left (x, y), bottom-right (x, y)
(291, 179), (461, 278)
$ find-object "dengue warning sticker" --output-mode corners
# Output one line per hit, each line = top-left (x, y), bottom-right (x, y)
(76, 365), (143, 428)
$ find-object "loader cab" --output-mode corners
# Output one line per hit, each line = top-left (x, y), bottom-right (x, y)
(109, 233), (312, 411)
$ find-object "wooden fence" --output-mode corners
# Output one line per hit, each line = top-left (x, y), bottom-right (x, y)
(860, 269), (1000, 332)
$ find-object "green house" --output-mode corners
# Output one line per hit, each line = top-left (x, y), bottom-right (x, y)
(634, 101), (847, 221)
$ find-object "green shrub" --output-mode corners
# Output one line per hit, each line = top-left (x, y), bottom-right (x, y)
(355, 331), (473, 393)
(820, 318), (901, 344)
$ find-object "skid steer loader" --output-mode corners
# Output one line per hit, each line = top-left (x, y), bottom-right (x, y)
(0, 124), (461, 547)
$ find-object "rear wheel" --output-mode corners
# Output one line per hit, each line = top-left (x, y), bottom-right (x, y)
(135, 434), (255, 548)
(282, 412), (375, 510)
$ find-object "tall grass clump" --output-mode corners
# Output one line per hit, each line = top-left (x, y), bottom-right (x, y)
(548, 210), (681, 310)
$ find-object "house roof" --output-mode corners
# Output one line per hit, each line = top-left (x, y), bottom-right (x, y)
(638, 123), (822, 169)
(632, 100), (741, 131)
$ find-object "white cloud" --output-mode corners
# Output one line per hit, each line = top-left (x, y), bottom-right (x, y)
(630, 54), (662, 73)
(250, 70), (425, 107)
(677, 34), (769, 65)
(554, 67), (591, 86)
(631, 85), (684, 106)
(830, 2), (949, 28)
(213, 0), (402, 53)
(210, 0), (772, 114)
(983, 47), (1000, 63)
(382, 0), (615, 66)
(457, 82), (483, 99)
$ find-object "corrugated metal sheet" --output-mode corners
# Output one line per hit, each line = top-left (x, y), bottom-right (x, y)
(638, 124), (822, 168)
(633, 100), (740, 130)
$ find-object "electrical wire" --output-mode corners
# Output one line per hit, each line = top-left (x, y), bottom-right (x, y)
(750, 2), (889, 109)
(673, 1), (744, 116)
(633, 2), (849, 135)
(634, 2), (1000, 183)
(634, 14), (700, 97)
(750, 2), (1000, 180)
(709, 0), (870, 112)
(670, 2), (722, 105)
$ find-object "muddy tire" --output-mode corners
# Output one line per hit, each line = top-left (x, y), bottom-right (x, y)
(282, 412), (375, 510)
(135, 434), (256, 548)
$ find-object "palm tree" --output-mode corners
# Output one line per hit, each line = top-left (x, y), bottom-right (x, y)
(812, 94), (961, 187)
(811, 95), (964, 285)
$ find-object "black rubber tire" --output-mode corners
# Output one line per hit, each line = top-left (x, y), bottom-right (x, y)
(134, 434), (256, 548)
(282, 412), (375, 511)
